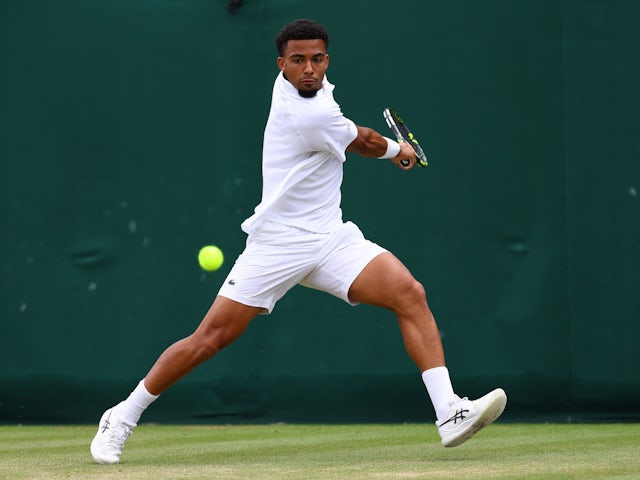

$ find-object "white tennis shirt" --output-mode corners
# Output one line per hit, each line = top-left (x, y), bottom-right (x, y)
(241, 72), (358, 234)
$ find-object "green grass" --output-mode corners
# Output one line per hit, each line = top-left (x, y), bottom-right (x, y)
(1, 423), (639, 479)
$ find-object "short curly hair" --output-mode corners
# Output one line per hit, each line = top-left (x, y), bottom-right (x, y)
(275, 19), (329, 56)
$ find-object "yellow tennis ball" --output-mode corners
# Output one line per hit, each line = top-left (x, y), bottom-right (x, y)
(198, 245), (224, 271)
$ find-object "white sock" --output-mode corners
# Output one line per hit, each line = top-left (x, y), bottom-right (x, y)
(421, 366), (457, 423)
(117, 379), (159, 425)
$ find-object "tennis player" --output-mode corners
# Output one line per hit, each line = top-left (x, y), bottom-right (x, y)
(91, 19), (506, 464)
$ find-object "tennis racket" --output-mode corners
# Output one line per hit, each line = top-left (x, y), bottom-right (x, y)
(383, 108), (428, 168)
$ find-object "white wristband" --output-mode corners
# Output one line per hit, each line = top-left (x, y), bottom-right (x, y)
(377, 137), (401, 159)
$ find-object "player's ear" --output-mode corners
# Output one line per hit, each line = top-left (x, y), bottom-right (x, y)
(277, 57), (285, 71)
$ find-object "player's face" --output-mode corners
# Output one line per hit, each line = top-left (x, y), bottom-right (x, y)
(278, 39), (329, 98)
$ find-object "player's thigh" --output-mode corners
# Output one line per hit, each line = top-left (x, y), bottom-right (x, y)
(348, 252), (423, 309)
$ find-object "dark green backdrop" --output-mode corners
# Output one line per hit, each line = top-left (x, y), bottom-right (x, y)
(1, 0), (638, 424)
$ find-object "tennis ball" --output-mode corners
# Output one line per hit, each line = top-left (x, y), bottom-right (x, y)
(197, 245), (224, 271)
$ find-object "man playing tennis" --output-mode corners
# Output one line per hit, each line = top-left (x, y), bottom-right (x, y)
(91, 18), (506, 464)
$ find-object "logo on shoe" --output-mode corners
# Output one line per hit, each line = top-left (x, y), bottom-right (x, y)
(440, 407), (469, 426)
(101, 419), (110, 433)
(101, 412), (112, 433)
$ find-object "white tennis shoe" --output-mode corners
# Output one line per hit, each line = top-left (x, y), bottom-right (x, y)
(90, 403), (136, 464)
(437, 388), (507, 447)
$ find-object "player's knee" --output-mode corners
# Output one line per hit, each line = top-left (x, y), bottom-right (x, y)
(406, 278), (427, 304)
(392, 276), (427, 312)
(191, 326), (240, 361)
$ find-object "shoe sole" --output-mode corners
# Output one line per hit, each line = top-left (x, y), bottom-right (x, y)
(442, 388), (507, 448)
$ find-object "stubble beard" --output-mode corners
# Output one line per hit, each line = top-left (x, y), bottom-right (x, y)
(298, 88), (319, 98)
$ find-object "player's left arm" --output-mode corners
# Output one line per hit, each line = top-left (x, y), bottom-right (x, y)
(346, 126), (416, 169)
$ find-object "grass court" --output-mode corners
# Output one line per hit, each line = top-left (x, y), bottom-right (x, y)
(1, 423), (639, 479)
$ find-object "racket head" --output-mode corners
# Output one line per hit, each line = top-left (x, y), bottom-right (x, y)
(383, 108), (428, 168)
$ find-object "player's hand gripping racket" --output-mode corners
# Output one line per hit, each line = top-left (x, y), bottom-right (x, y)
(383, 108), (428, 168)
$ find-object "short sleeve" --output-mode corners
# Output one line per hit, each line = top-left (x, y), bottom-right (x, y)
(294, 101), (358, 163)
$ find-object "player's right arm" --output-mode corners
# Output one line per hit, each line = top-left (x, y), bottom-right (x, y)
(347, 126), (416, 169)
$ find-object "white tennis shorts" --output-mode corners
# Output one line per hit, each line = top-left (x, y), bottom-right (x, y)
(218, 221), (387, 314)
